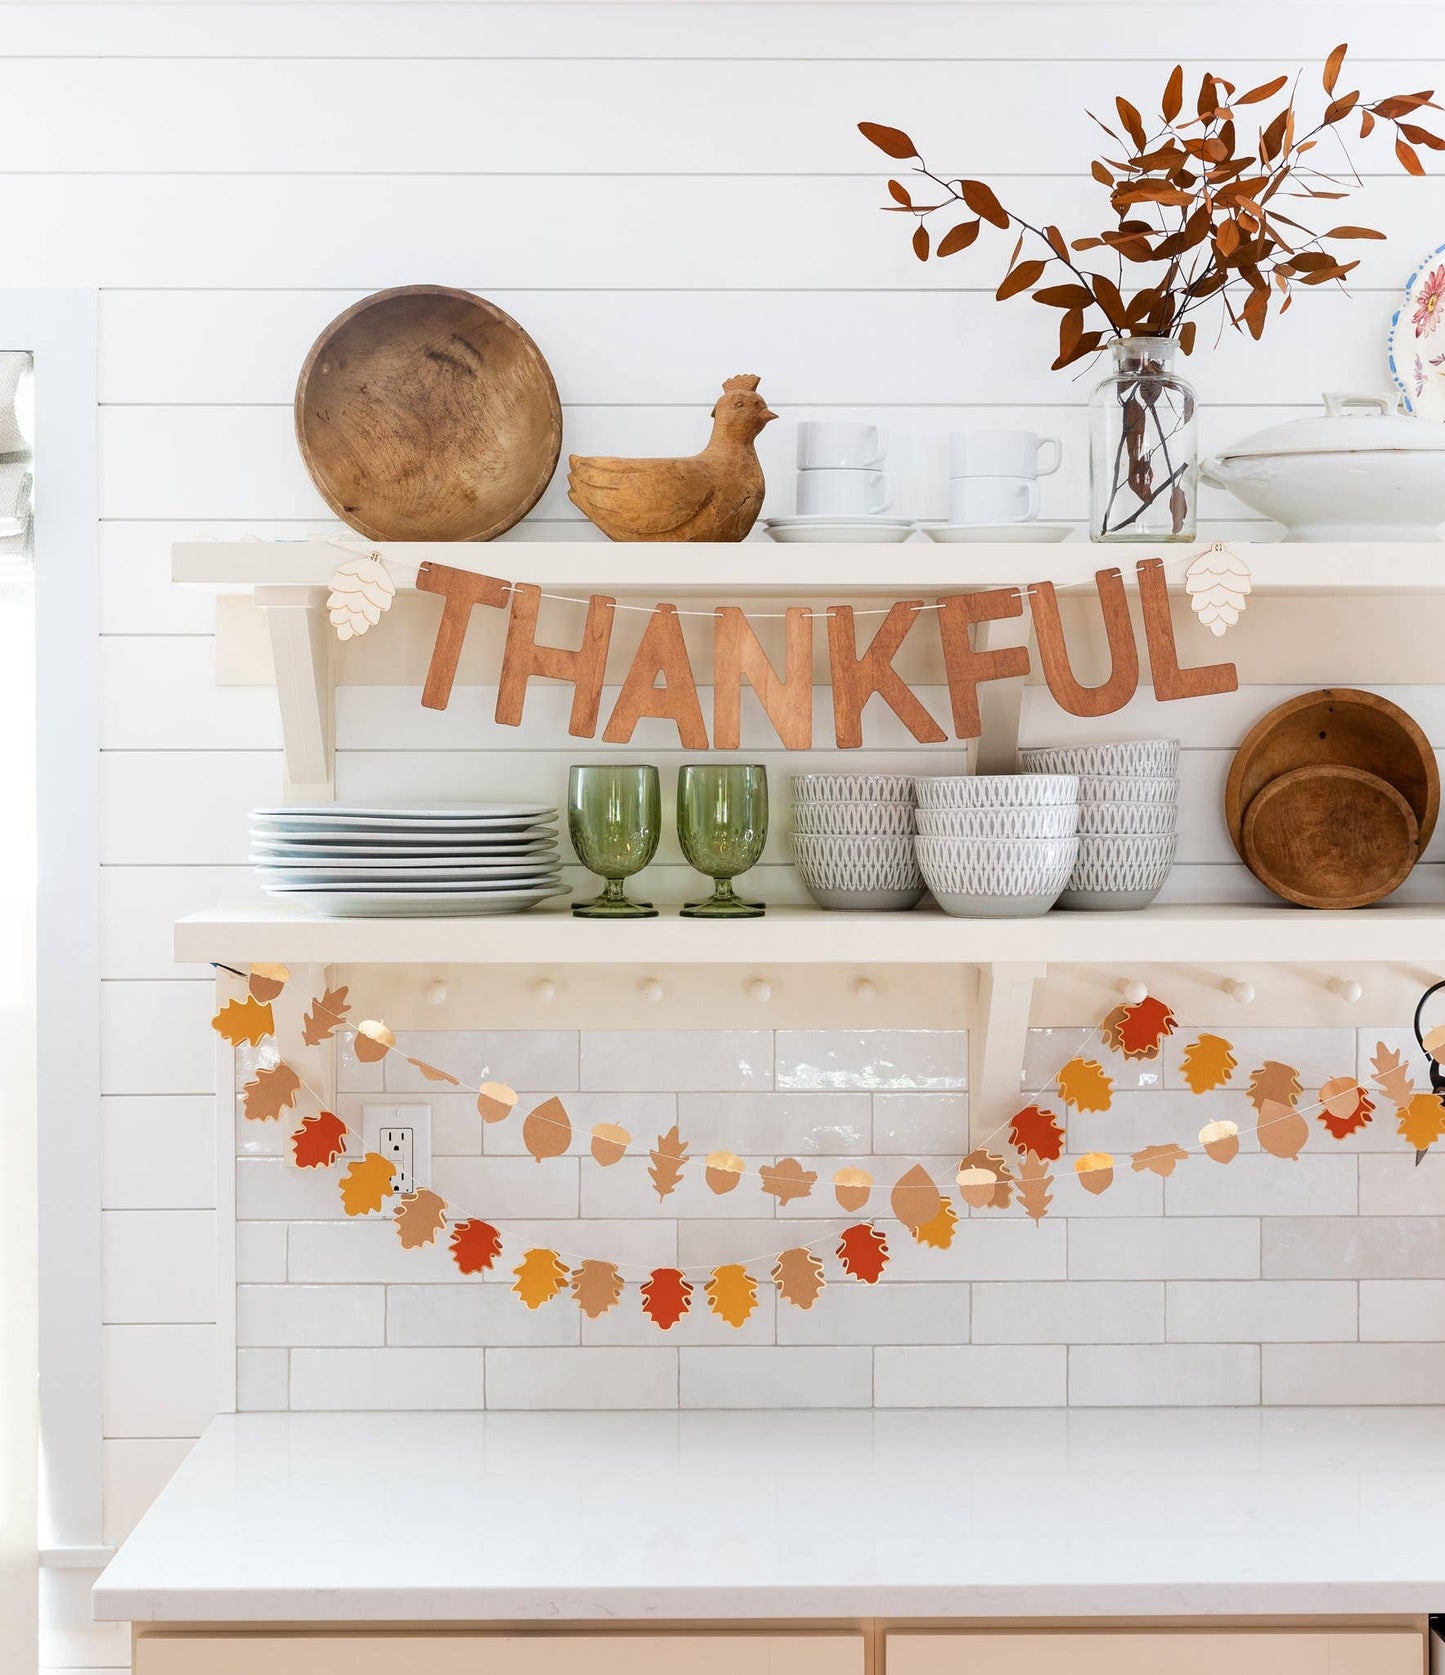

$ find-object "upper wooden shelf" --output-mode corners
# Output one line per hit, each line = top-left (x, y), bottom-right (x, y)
(172, 538), (1445, 597)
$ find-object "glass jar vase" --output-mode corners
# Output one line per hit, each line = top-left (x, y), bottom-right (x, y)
(1089, 336), (1198, 542)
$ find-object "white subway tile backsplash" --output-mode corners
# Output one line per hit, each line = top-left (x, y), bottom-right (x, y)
(483, 1092), (675, 1157)
(1070, 1218), (1259, 1281)
(1359, 1153), (1445, 1215)
(236, 1221), (287, 1284)
(104, 1325), (216, 1437)
(678, 1091), (871, 1155)
(775, 1030), (966, 1090)
(886, 1217), (1067, 1283)
(580, 1155), (765, 1220)
(486, 1347), (676, 1409)
(1262, 1343), (1445, 1404)
(1166, 1281), (1357, 1343)
(291, 1347), (485, 1410)
(871, 1093), (968, 1155)
(237, 1346), (289, 1411)
(973, 1281), (1163, 1345)
(583, 1029), (773, 1091)
(1165, 1154), (1357, 1217)
(237, 1157), (349, 1220)
(237, 1284), (384, 1347)
(434, 1155), (580, 1220)
(387, 1030), (580, 1093)
(388, 1284), (581, 1347)
(1022, 1028), (1162, 1094)
(1359, 1280), (1445, 1341)
(775, 1283), (968, 1347)
(680, 1346), (871, 1408)
(1069, 1344), (1260, 1406)
(102, 1211), (216, 1324)
(103, 1096), (215, 1209)
(874, 1346), (1067, 1407)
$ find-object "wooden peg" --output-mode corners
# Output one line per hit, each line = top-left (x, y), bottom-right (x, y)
(532, 977), (556, 1003)
(1224, 979), (1255, 1006)
(713, 605), (813, 751)
(424, 980), (448, 1007)
(1330, 977), (1363, 1004)
(415, 563), (510, 711)
(826, 601), (947, 750)
(853, 977), (878, 1003)
(934, 588), (1032, 740)
(747, 978), (772, 1004)
(1119, 979), (1148, 1006)
(638, 977), (664, 1003)
(1029, 569), (1139, 718)
(603, 603), (709, 749)
(495, 582), (616, 738)
(1136, 557), (1238, 701)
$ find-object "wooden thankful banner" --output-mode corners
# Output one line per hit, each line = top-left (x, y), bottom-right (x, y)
(405, 557), (1237, 749)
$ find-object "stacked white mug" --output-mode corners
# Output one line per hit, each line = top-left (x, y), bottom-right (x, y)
(948, 429), (1062, 527)
(795, 421), (893, 517)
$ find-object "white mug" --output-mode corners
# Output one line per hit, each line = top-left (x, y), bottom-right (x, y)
(797, 421), (887, 470)
(797, 467), (893, 517)
(949, 474), (1038, 526)
(950, 429), (1062, 479)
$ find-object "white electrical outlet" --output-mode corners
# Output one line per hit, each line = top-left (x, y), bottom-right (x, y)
(362, 1103), (432, 1197)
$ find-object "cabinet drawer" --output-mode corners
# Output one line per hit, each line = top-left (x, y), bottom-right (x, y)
(886, 1630), (1422, 1675)
(134, 1631), (864, 1675)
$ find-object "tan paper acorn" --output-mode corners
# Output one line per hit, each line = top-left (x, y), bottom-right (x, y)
(476, 1082), (518, 1124)
(1199, 1118), (1240, 1163)
(327, 552), (396, 641)
(956, 1164), (1000, 1209)
(705, 1150), (745, 1194)
(1074, 1151), (1114, 1194)
(353, 1019), (395, 1062)
(833, 1167), (873, 1212)
(590, 1122), (631, 1166)
(247, 962), (290, 1003)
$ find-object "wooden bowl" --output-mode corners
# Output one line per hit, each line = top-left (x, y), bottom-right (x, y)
(1242, 765), (1420, 909)
(295, 285), (562, 542)
(1225, 688), (1439, 858)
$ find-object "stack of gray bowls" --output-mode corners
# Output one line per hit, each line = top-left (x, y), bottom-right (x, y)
(790, 774), (925, 910)
(1018, 740), (1180, 909)
(914, 774), (1081, 916)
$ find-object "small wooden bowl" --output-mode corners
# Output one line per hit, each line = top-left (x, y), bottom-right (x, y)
(1225, 688), (1439, 859)
(295, 284), (561, 542)
(1242, 764), (1420, 909)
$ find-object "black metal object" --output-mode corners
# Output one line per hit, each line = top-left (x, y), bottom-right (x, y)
(1410, 979), (1445, 1164)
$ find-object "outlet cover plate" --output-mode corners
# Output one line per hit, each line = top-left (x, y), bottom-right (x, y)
(361, 1102), (432, 1195)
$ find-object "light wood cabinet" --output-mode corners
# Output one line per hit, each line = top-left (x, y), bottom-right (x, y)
(133, 1631), (866, 1675)
(886, 1629), (1424, 1675)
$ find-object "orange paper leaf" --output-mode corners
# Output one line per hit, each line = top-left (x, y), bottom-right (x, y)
(339, 1151), (396, 1216)
(1317, 1076), (1375, 1140)
(513, 1247), (569, 1309)
(212, 995), (274, 1047)
(648, 1125), (689, 1200)
(1016, 1151), (1053, 1223)
(300, 985), (350, 1047)
(1247, 1060), (1303, 1115)
(1398, 1091), (1445, 1153)
(523, 1096), (572, 1162)
(1116, 995), (1178, 1059)
(291, 1109), (347, 1168)
(1009, 1104), (1065, 1163)
(1056, 1056), (1113, 1113)
(394, 1187), (448, 1250)
(772, 1247), (826, 1309)
(640, 1266), (693, 1329)
(705, 1264), (759, 1328)
(837, 1223), (889, 1283)
(449, 1218), (502, 1275)
(571, 1259), (625, 1318)
(1180, 1033), (1238, 1094)
(890, 1162), (942, 1231)
(242, 1062), (301, 1123)
(408, 1058), (460, 1086)
(760, 1157), (817, 1205)
(1258, 1098), (1310, 1160)
(1131, 1142), (1188, 1177)
(913, 1197), (958, 1249)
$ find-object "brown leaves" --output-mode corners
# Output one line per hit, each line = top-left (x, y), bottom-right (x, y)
(760, 1157), (817, 1206)
(1008, 1104), (1065, 1163)
(449, 1219), (502, 1276)
(705, 1264), (759, 1329)
(913, 1198), (958, 1249)
(1131, 1142), (1188, 1177)
(513, 1248), (568, 1309)
(242, 1063), (301, 1123)
(291, 1109), (347, 1169)
(394, 1188), (447, 1250)
(837, 1223), (889, 1283)
(858, 120), (916, 160)
(773, 1247), (826, 1310)
(1180, 1034), (1237, 1094)
(300, 985), (350, 1046)
(1323, 43), (1347, 96)
(522, 1096), (571, 1163)
(960, 179), (1008, 229)
(936, 219), (980, 257)
(997, 259), (1046, 300)
(1317, 1076), (1375, 1140)
(1247, 1060), (1303, 1114)
(1056, 1057), (1113, 1113)
(1016, 1152), (1053, 1224)
(641, 1267), (693, 1329)
(1370, 1043), (1415, 1107)
(213, 996), (273, 1047)
(339, 1152), (395, 1217)
(649, 1125), (689, 1200)
(571, 1260), (624, 1318)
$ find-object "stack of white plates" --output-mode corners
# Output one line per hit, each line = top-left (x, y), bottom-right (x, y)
(250, 805), (570, 917)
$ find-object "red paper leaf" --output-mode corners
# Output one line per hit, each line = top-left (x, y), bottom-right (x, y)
(1116, 996), (1178, 1059)
(1008, 1104), (1065, 1162)
(640, 1267), (693, 1330)
(291, 1109), (347, 1169)
(837, 1223), (889, 1284)
(449, 1219), (503, 1276)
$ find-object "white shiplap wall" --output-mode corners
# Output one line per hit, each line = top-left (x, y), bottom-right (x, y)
(27, 2), (1445, 1665)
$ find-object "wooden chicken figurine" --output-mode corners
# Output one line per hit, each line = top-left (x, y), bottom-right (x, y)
(567, 375), (776, 542)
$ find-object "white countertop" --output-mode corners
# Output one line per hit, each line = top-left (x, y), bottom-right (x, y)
(95, 1409), (1445, 1624)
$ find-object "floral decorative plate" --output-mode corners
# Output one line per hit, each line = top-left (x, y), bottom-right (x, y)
(1387, 241), (1445, 418)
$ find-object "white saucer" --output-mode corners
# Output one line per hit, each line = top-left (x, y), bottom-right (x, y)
(915, 522), (1073, 544)
(765, 515), (916, 545)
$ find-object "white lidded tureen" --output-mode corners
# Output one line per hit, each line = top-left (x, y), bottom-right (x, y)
(1200, 392), (1445, 541)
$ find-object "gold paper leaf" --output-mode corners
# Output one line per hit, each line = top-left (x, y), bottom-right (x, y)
(327, 553), (396, 641)
(760, 1157), (817, 1205)
(477, 1082), (518, 1123)
(649, 1125), (689, 1200)
(772, 1247), (826, 1310)
(913, 1197), (958, 1248)
(523, 1096), (572, 1162)
(571, 1259), (625, 1318)
(513, 1248), (568, 1309)
(705, 1263), (759, 1328)
(1398, 1091), (1445, 1153)
(301, 985), (350, 1047)
(591, 1122), (631, 1166)
(1056, 1057), (1113, 1113)
(1179, 1033), (1237, 1094)
(339, 1152), (395, 1216)
(242, 1062), (302, 1123)
(394, 1188), (447, 1249)
(212, 996), (273, 1047)
(1075, 1151), (1114, 1193)
(247, 962), (290, 1003)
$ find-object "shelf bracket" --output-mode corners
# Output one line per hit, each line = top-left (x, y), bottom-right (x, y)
(971, 960), (1045, 1148)
(254, 585), (333, 802)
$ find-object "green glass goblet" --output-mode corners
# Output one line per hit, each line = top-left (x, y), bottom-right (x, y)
(677, 763), (768, 919)
(568, 764), (662, 918)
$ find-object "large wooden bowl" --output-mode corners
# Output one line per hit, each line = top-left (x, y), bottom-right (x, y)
(1242, 764), (1420, 909)
(295, 285), (562, 542)
(1225, 688), (1439, 860)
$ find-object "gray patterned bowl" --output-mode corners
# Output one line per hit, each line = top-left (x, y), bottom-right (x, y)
(914, 774), (1079, 810)
(791, 832), (925, 912)
(1056, 832), (1178, 911)
(791, 800), (916, 836)
(1076, 801), (1179, 837)
(914, 834), (1079, 918)
(915, 803), (1079, 840)
(1075, 774), (1180, 805)
(1019, 739), (1180, 777)
(792, 774), (917, 804)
